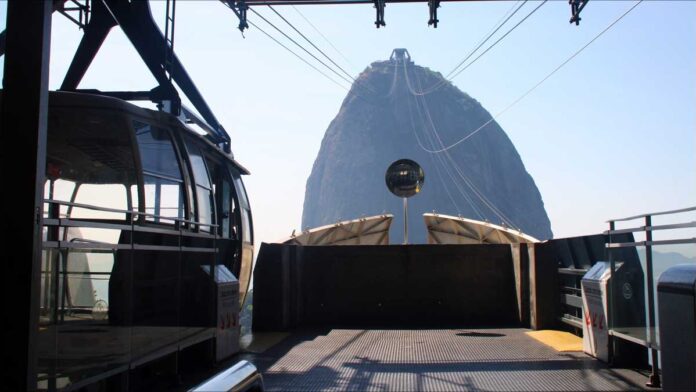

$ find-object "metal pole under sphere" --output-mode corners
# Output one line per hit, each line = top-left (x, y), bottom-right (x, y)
(403, 197), (408, 244)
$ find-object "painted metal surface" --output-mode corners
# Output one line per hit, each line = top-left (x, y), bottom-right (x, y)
(424, 213), (538, 245)
(246, 328), (647, 391)
(280, 215), (393, 246)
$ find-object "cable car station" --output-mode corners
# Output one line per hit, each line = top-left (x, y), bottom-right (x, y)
(2, 1), (695, 391)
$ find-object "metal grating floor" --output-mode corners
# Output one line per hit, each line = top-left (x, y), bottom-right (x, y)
(241, 328), (648, 391)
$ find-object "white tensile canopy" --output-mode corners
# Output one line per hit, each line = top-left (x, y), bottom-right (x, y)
(281, 215), (393, 246)
(424, 213), (538, 245)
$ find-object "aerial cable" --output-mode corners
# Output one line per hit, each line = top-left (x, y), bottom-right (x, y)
(413, 65), (521, 229)
(404, 82), (466, 217)
(408, 63), (519, 228)
(291, 5), (354, 69)
(249, 7), (382, 105)
(236, 6), (399, 103)
(448, 0), (524, 79)
(224, 3), (350, 91)
(407, 75), (482, 219)
(407, 0), (529, 96)
(267, 5), (378, 96)
(268, 6), (359, 85)
(409, 0), (528, 96)
(398, 60), (461, 214)
(249, 8), (355, 87)
(404, 63), (486, 220)
(448, 0), (548, 81)
(445, 0), (526, 79)
(418, 0), (644, 154)
(246, 19), (350, 91)
(386, 59), (399, 96)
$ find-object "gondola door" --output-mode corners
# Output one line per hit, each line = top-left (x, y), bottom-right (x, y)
(206, 158), (240, 274)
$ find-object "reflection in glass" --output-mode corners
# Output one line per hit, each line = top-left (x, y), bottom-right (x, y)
(385, 159), (425, 198)
(135, 122), (186, 225)
(135, 121), (184, 180)
(40, 108), (138, 389)
(143, 175), (185, 223)
(184, 138), (215, 232)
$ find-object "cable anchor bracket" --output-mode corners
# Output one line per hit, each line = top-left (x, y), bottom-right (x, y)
(231, 1), (249, 32)
(374, 0), (386, 28)
(428, 0), (441, 28)
(569, 0), (589, 26)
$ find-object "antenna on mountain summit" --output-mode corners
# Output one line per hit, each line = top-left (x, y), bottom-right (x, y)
(390, 49), (413, 65)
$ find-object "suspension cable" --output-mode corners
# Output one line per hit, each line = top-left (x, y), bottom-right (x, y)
(249, 7), (355, 86)
(408, 62), (520, 228)
(269, 5), (355, 84)
(404, 65), (485, 219)
(448, 0), (547, 81)
(291, 5), (354, 68)
(247, 19), (350, 91)
(408, 0), (539, 97)
(416, 0), (643, 154)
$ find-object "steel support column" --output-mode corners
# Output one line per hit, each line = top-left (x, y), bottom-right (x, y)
(0, 2), (53, 390)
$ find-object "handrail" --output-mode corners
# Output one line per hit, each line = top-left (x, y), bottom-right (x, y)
(605, 206), (695, 388)
(607, 238), (696, 248)
(189, 360), (263, 392)
(44, 198), (219, 228)
(607, 205), (696, 223)
(45, 198), (136, 216)
(605, 221), (696, 235)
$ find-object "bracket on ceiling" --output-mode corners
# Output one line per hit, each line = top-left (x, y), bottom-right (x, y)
(374, 0), (386, 28)
(569, 0), (589, 26)
(428, 0), (440, 28)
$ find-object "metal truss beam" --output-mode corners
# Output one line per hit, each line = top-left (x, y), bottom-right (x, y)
(59, 0), (231, 151)
(225, 0), (590, 30)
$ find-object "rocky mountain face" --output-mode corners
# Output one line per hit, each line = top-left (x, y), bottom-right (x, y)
(302, 52), (553, 243)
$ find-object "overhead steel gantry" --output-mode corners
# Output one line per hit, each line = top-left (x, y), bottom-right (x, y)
(0, 0), (590, 389)
(0, 0), (590, 153)
(225, 0), (590, 30)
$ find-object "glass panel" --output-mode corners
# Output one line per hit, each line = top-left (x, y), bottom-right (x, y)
(206, 158), (234, 238)
(241, 208), (252, 243)
(37, 249), (58, 391)
(143, 175), (185, 224)
(46, 109), (137, 220)
(221, 179), (231, 238)
(40, 107), (136, 389)
(180, 240), (216, 340)
(197, 185), (214, 231)
(134, 121), (182, 180)
(184, 138), (212, 189)
(71, 184), (128, 220)
(51, 227), (130, 389)
(43, 178), (75, 206)
(43, 179), (76, 219)
(131, 249), (181, 360)
(608, 245), (648, 344)
(232, 175), (250, 209)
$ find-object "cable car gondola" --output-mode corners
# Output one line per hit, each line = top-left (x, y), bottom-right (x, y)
(18, 90), (254, 386)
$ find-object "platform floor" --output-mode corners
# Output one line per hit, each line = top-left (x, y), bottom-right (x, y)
(239, 328), (649, 391)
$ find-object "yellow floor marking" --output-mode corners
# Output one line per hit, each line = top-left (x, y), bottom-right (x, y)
(525, 330), (583, 352)
(240, 332), (290, 353)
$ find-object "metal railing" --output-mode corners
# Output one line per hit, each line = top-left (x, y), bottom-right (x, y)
(606, 205), (696, 388)
(189, 360), (263, 392)
(42, 197), (222, 316)
(39, 198), (224, 388)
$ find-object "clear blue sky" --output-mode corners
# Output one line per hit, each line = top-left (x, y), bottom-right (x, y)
(1, 1), (694, 249)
